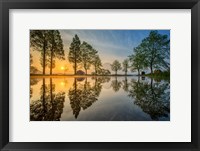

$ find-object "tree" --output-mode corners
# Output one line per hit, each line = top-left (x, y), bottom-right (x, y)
(111, 77), (122, 92)
(30, 78), (65, 121)
(129, 46), (147, 75)
(30, 54), (40, 74)
(30, 30), (50, 75)
(92, 54), (102, 75)
(30, 54), (33, 65)
(111, 60), (122, 75)
(48, 30), (65, 75)
(139, 30), (170, 74)
(68, 34), (81, 75)
(80, 41), (94, 74)
(128, 78), (170, 120)
(122, 59), (129, 75)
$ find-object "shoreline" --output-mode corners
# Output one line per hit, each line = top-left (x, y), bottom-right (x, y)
(30, 74), (136, 78)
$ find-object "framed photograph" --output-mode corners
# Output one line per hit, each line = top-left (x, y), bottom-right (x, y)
(0, 0), (199, 150)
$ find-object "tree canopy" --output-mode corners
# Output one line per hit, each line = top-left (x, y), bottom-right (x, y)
(68, 34), (81, 75)
(111, 60), (122, 75)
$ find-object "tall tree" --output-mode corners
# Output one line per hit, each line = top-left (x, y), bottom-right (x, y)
(68, 34), (81, 75)
(122, 59), (129, 75)
(48, 30), (65, 75)
(80, 41), (94, 74)
(92, 54), (102, 75)
(30, 30), (50, 75)
(139, 30), (170, 74)
(111, 60), (122, 75)
(129, 46), (147, 75)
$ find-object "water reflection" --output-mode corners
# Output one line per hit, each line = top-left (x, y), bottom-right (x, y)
(30, 78), (65, 121)
(30, 76), (170, 121)
(128, 78), (170, 120)
(111, 77), (122, 92)
(122, 77), (129, 92)
(69, 77), (108, 118)
(30, 79), (40, 98)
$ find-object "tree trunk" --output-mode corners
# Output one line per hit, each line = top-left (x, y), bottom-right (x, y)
(50, 78), (53, 101)
(42, 78), (46, 120)
(150, 61), (153, 74)
(137, 69), (140, 76)
(50, 48), (53, 75)
(74, 61), (77, 75)
(150, 77), (153, 89)
(115, 70), (117, 75)
(74, 51), (77, 75)
(125, 71), (127, 75)
(43, 42), (46, 75)
(85, 69), (87, 75)
(150, 66), (153, 75)
(95, 65), (97, 75)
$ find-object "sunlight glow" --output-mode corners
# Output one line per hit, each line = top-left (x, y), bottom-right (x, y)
(60, 82), (65, 86)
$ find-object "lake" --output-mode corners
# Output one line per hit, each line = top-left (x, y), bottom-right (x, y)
(30, 76), (170, 121)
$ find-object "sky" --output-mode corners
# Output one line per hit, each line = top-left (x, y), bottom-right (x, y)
(30, 30), (170, 74)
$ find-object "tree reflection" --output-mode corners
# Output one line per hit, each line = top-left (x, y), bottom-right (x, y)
(30, 79), (40, 98)
(68, 77), (104, 119)
(122, 77), (129, 92)
(111, 77), (122, 92)
(128, 78), (170, 120)
(30, 78), (65, 121)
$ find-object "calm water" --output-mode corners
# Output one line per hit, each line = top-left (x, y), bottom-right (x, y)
(30, 76), (170, 121)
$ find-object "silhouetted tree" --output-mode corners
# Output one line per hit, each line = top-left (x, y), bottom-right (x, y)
(80, 41), (94, 74)
(30, 30), (50, 75)
(138, 31), (170, 74)
(122, 59), (129, 75)
(129, 46), (147, 75)
(48, 30), (65, 75)
(92, 54), (102, 75)
(111, 60), (122, 75)
(68, 34), (81, 75)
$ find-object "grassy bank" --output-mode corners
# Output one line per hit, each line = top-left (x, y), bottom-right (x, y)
(145, 71), (170, 81)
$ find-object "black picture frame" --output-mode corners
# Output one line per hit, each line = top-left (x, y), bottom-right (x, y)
(0, 0), (199, 150)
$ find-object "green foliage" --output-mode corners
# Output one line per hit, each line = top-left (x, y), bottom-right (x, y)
(139, 30), (170, 73)
(129, 30), (170, 76)
(111, 77), (122, 92)
(30, 30), (51, 74)
(48, 30), (65, 74)
(128, 79), (170, 120)
(68, 78), (102, 119)
(146, 70), (170, 81)
(122, 59), (129, 75)
(30, 30), (65, 75)
(68, 34), (81, 74)
(97, 68), (111, 75)
(92, 54), (102, 74)
(80, 41), (95, 74)
(30, 79), (65, 121)
(111, 60), (122, 75)
(129, 46), (147, 75)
